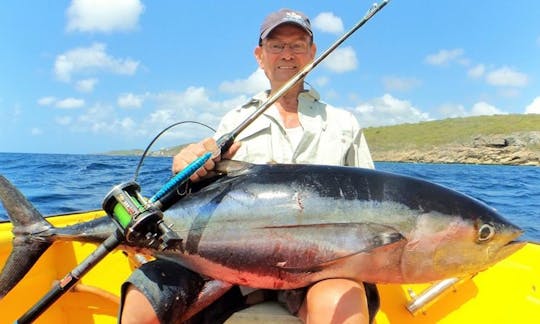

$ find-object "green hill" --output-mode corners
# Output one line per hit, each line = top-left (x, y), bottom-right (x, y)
(364, 114), (540, 151)
(364, 114), (539, 165)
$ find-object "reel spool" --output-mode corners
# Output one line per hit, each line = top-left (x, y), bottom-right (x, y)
(102, 181), (182, 250)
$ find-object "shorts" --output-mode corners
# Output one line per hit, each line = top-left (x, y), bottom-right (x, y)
(120, 259), (380, 323)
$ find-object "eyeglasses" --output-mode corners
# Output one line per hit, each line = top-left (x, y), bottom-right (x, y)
(263, 40), (310, 54)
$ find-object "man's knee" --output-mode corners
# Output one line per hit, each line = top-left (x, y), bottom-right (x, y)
(304, 279), (369, 324)
(119, 260), (206, 323)
(308, 279), (367, 308)
(121, 285), (159, 324)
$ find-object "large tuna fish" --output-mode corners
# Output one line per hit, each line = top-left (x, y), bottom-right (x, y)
(0, 161), (524, 298)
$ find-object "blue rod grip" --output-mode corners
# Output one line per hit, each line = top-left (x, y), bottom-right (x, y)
(150, 152), (212, 203)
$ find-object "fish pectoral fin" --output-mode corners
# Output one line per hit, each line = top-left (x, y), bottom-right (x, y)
(267, 222), (405, 272)
(214, 160), (253, 174)
(198, 160), (253, 183)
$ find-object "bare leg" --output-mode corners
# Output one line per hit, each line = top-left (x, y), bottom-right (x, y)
(121, 285), (159, 324)
(298, 279), (369, 324)
(120, 280), (233, 324)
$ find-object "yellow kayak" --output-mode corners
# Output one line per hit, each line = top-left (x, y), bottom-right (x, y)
(1, 210), (539, 323)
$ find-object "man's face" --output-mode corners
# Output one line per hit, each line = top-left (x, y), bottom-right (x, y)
(255, 24), (316, 88)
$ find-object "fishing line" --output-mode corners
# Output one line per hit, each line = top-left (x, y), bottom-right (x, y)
(133, 120), (215, 182)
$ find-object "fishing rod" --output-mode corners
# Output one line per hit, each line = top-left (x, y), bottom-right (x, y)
(15, 1), (391, 322)
(156, 0), (391, 211)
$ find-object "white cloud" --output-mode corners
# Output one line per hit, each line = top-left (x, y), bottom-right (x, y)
(54, 43), (139, 82)
(437, 103), (468, 118)
(425, 48), (465, 66)
(66, 0), (144, 33)
(37, 96), (56, 106)
(144, 87), (252, 143)
(30, 128), (43, 136)
(437, 101), (506, 118)
(322, 46), (357, 73)
(468, 64), (485, 78)
(352, 94), (430, 127)
(76, 78), (98, 92)
(485, 67), (528, 87)
(55, 116), (72, 126)
(219, 69), (269, 95)
(38, 96), (85, 109)
(73, 104), (141, 135)
(312, 12), (344, 34)
(497, 88), (520, 98)
(324, 89), (339, 101)
(117, 93), (143, 108)
(525, 97), (540, 114)
(382, 76), (421, 92)
(148, 87), (226, 133)
(62, 86), (250, 147)
(314, 76), (329, 87)
(470, 101), (506, 116)
(56, 97), (85, 109)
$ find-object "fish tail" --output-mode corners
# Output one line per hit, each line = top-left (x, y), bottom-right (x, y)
(0, 175), (54, 299)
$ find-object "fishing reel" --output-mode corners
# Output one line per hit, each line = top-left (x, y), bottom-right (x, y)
(102, 181), (182, 251)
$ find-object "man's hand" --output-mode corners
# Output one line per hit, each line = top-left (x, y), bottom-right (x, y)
(172, 137), (241, 182)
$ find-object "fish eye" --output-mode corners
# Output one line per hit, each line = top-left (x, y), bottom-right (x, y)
(477, 223), (495, 242)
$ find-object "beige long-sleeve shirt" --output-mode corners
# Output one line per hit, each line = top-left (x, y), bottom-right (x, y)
(214, 88), (374, 169)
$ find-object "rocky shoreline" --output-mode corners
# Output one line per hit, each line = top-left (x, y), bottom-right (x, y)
(372, 132), (540, 166)
(138, 131), (540, 167)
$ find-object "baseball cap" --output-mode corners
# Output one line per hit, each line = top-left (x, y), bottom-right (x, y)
(259, 9), (313, 44)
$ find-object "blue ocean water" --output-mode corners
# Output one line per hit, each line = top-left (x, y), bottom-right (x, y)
(0, 152), (539, 241)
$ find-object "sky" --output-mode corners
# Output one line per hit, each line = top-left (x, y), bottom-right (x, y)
(1, 0), (539, 154)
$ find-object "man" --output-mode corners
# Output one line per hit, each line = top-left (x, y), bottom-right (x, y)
(121, 9), (378, 324)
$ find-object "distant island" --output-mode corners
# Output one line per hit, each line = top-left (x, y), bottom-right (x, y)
(106, 114), (540, 166)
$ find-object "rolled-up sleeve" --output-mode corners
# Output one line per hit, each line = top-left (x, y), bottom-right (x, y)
(346, 128), (374, 169)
